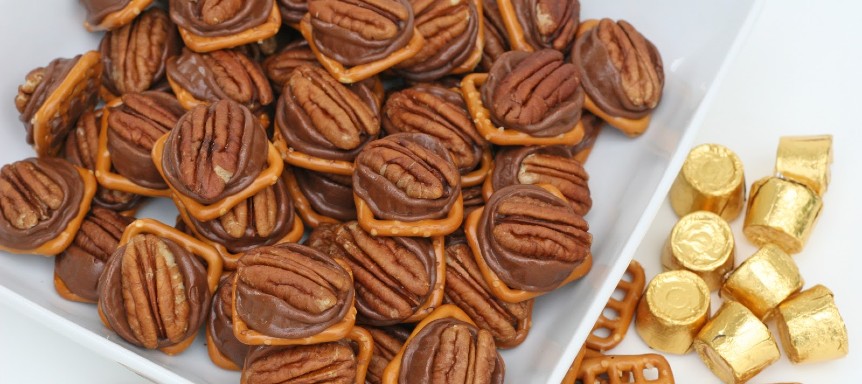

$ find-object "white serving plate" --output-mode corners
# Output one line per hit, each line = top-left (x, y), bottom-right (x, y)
(0, 1), (761, 383)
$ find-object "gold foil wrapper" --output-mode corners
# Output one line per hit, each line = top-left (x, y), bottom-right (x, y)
(776, 285), (849, 364)
(635, 270), (710, 354)
(670, 144), (746, 221)
(776, 135), (832, 196)
(721, 244), (803, 320)
(662, 211), (735, 291)
(694, 301), (780, 384)
(743, 177), (823, 254)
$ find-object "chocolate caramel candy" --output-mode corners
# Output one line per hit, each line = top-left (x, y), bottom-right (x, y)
(477, 184), (590, 293)
(635, 270), (710, 354)
(491, 145), (591, 215)
(98, 233), (211, 350)
(720, 244), (803, 320)
(507, 0), (580, 53)
(669, 144), (746, 221)
(744, 177), (822, 254)
(354, 133), (461, 222)
(662, 211), (735, 291)
(161, 100), (269, 205)
(207, 273), (249, 369)
(775, 135), (833, 196)
(775, 285), (849, 364)
(170, 0), (277, 38)
(481, 49), (584, 137)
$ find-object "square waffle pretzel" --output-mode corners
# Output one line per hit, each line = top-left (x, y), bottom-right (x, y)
(587, 260), (646, 352)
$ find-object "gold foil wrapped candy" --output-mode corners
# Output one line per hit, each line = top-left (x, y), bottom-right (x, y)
(669, 144), (746, 221)
(663, 211), (735, 291)
(743, 177), (823, 254)
(635, 270), (710, 354)
(775, 285), (849, 364)
(721, 244), (803, 320)
(693, 301), (780, 384)
(776, 135), (833, 196)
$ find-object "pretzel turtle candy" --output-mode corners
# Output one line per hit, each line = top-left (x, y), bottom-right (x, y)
(354, 192), (464, 238)
(97, 219), (224, 355)
(464, 183), (593, 303)
(152, 134), (285, 222)
(578, 354), (675, 384)
(460, 73), (586, 146)
(176, 3), (282, 53)
(587, 260), (646, 352)
(299, 14), (426, 84)
(271, 129), (355, 176)
(83, 0), (153, 32)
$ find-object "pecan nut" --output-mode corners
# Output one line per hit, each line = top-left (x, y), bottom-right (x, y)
(365, 326), (411, 384)
(100, 7), (181, 96)
(308, 0), (415, 66)
(480, 0), (511, 71)
(98, 233), (211, 349)
(65, 109), (140, 211)
(478, 184), (591, 291)
(262, 40), (321, 89)
(293, 168), (358, 222)
(392, 0), (479, 81)
(54, 207), (133, 302)
(511, 0), (579, 53)
(235, 243), (354, 339)
(107, 91), (186, 190)
(383, 84), (486, 174)
(0, 158), (86, 251)
(208, 273), (249, 368)
(444, 242), (533, 348)
(354, 133), (461, 221)
(492, 145), (591, 215)
(162, 100), (269, 204)
(572, 19), (664, 119)
(399, 318), (504, 383)
(276, 65), (380, 162)
(242, 341), (357, 384)
(167, 48), (273, 110)
(482, 49), (584, 137)
(170, 0), (275, 37)
(334, 222), (437, 325)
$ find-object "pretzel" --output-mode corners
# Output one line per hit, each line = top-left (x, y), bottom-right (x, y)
(205, 325), (241, 371)
(231, 258), (358, 346)
(495, 0), (533, 52)
(95, 98), (172, 197)
(448, 0), (485, 75)
(573, 125), (602, 164)
(461, 147), (493, 188)
(403, 237), (447, 323)
(152, 134), (285, 222)
(53, 272), (95, 303)
(460, 73), (586, 146)
(495, 299), (533, 349)
(381, 304), (478, 384)
(578, 354), (675, 384)
(354, 192), (464, 237)
(271, 129), (355, 175)
(561, 346), (605, 384)
(31, 51), (102, 157)
(177, 3), (282, 53)
(281, 166), (342, 228)
(83, 0), (152, 32)
(299, 14), (426, 83)
(587, 260), (646, 352)
(167, 76), (272, 129)
(464, 184), (593, 303)
(0, 166), (96, 256)
(174, 197), (305, 270)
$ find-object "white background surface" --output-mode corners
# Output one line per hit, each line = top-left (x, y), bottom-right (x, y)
(1, 0), (860, 383)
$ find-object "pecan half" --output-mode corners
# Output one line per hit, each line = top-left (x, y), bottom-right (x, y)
(98, 233), (210, 349)
(235, 243), (354, 339)
(480, 0), (510, 71)
(276, 65), (380, 161)
(242, 341), (357, 384)
(392, 0), (479, 81)
(492, 146), (591, 215)
(334, 222), (437, 325)
(571, 19), (664, 119)
(354, 133), (461, 221)
(167, 48), (273, 110)
(162, 100), (269, 204)
(54, 207), (133, 302)
(100, 8), (181, 96)
(308, 0), (415, 67)
(511, 0), (579, 53)
(170, 0), (275, 37)
(383, 84), (485, 174)
(262, 40), (321, 89)
(366, 326), (411, 384)
(482, 49), (584, 137)
(444, 242), (533, 348)
(208, 273), (249, 368)
(65, 109), (140, 210)
(0, 158), (85, 251)
(478, 184), (591, 291)
(293, 168), (358, 222)
(399, 318), (504, 384)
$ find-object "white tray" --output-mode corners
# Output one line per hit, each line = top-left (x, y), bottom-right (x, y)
(0, 1), (762, 383)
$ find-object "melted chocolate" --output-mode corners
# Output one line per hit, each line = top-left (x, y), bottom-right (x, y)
(80, 0), (133, 26)
(169, 0), (274, 37)
(294, 168), (357, 222)
(207, 273), (249, 368)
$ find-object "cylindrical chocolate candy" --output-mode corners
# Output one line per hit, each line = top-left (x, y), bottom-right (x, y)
(775, 285), (848, 364)
(669, 144), (745, 221)
(743, 177), (823, 254)
(635, 270), (710, 354)
(693, 301), (780, 384)
(720, 244), (803, 320)
(662, 211), (735, 291)
(775, 135), (832, 196)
